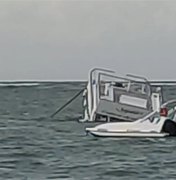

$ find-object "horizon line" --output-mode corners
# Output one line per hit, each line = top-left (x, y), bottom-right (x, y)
(0, 79), (176, 82)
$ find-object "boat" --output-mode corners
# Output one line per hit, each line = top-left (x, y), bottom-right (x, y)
(85, 100), (176, 137)
(79, 68), (163, 123)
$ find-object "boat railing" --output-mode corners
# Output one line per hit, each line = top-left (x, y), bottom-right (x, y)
(98, 72), (152, 99)
(126, 74), (149, 83)
(161, 99), (176, 108)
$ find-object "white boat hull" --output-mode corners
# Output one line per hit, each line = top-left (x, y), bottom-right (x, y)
(85, 115), (172, 138)
(87, 129), (169, 138)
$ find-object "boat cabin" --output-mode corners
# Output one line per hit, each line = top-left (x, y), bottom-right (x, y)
(81, 68), (162, 122)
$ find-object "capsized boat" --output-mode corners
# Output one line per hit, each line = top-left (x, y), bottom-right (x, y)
(85, 100), (176, 137)
(79, 68), (163, 123)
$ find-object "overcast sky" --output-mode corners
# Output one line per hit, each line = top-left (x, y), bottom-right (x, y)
(0, 0), (176, 81)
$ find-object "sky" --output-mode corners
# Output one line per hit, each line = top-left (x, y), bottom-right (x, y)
(0, 0), (176, 81)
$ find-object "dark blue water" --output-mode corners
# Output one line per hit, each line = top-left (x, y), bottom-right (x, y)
(0, 82), (176, 180)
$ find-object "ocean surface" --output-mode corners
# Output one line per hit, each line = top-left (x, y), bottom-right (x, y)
(0, 82), (176, 180)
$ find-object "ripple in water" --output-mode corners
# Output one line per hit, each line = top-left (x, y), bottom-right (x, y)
(0, 82), (175, 179)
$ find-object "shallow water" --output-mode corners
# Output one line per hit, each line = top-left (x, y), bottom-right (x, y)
(0, 82), (176, 180)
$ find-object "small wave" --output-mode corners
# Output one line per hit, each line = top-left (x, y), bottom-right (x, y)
(0, 83), (40, 87)
(151, 82), (176, 86)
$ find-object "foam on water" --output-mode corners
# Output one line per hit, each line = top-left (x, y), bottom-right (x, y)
(0, 83), (40, 87)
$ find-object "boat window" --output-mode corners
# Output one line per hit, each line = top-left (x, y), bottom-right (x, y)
(128, 82), (149, 95)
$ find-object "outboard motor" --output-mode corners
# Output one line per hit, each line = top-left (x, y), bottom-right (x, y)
(162, 120), (176, 136)
(161, 108), (176, 136)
